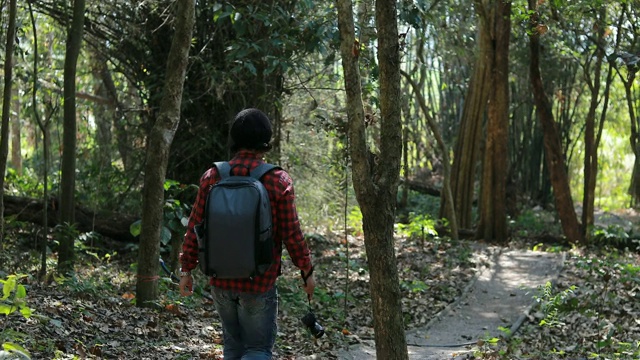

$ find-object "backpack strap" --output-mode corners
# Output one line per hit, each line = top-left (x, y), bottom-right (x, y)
(213, 161), (232, 179)
(250, 163), (281, 180)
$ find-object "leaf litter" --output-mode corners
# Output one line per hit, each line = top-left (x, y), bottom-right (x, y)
(3, 219), (639, 359)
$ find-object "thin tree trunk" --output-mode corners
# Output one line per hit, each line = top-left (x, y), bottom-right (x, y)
(336, 0), (409, 358)
(58, 0), (86, 273)
(28, 1), (52, 279)
(618, 72), (639, 206)
(582, 8), (624, 222)
(10, 84), (21, 176)
(581, 7), (608, 238)
(0, 0), (18, 245)
(401, 70), (459, 240)
(528, 0), (583, 244)
(92, 57), (113, 168)
(136, 0), (195, 307)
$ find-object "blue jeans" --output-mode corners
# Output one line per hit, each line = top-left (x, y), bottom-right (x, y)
(211, 286), (278, 360)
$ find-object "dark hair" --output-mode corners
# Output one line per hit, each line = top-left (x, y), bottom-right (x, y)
(229, 108), (273, 153)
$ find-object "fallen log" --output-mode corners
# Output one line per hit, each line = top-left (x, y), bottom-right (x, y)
(400, 178), (441, 197)
(3, 195), (139, 242)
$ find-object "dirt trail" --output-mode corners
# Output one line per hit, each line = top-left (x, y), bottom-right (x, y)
(334, 247), (565, 359)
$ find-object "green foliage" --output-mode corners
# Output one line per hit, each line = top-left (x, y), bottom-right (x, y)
(54, 273), (115, 299)
(4, 168), (47, 198)
(523, 254), (640, 358)
(52, 222), (81, 261)
(510, 209), (560, 237)
(399, 279), (429, 293)
(75, 159), (141, 213)
(211, 1), (335, 79)
(162, 180), (193, 247)
(396, 212), (437, 240)
(130, 179), (194, 249)
(590, 224), (630, 246)
(1, 275), (32, 359)
(534, 281), (579, 328)
(0, 276), (32, 318)
(346, 206), (363, 235)
(397, 190), (442, 222)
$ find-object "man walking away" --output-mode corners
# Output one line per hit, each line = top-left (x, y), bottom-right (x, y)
(179, 108), (315, 360)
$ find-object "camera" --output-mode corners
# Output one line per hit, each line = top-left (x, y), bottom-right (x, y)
(301, 311), (325, 338)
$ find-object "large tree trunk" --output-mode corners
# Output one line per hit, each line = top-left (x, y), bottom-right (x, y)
(136, 0), (195, 307)
(58, 0), (86, 273)
(445, 2), (492, 230)
(477, 0), (511, 243)
(336, 0), (408, 358)
(528, 0), (583, 244)
(0, 0), (18, 245)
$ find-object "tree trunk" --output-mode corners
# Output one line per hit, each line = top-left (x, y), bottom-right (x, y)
(336, 0), (408, 358)
(446, 2), (492, 230)
(528, 0), (583, 244)
(581, 12), (604, 238)
(136, 0), (195, 307)
(477, 0), (511, 243)
(0, 0), (18, 245)
(621, 72), (639, 207)
(92, 56), (113, 169)
(10, 84), (21, 176)
(401, 70), (459, 240)
(58, 0), (86, 273)
(27, 1), (50, 279)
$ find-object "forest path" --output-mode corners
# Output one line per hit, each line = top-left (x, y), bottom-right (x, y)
(334, 246), (566, 359)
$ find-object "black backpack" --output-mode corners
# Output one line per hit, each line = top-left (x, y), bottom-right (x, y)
(195, 161), (280, 279)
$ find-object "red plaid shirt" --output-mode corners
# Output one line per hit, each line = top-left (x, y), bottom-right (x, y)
(181, 150), (312, 293)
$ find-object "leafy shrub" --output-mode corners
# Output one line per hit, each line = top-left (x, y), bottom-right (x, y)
(130, 179), (194, 250)
(1, 275), (32, 359)
(590, 224), (629, 246)
(396, 212), (437, 240)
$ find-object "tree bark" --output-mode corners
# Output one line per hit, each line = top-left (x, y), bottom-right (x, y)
(58, 0), (86, 273)
(477, 0), (510, 243)
(528, 0), (583, 244)
(136, 0), (195, 307)
(336, 0), (409, 358)
(0, 0), (18, 245)
(446, 1), (492, 230)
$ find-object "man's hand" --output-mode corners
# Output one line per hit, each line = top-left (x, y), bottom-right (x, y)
(302, 275), (315, 299)
(179, 275), (193, 296)
(301, 268), (315, 300)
